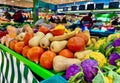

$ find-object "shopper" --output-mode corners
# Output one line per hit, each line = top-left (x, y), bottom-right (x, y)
(80, 12), (93, 30)
(112, 17), (119, 25)
(49, 16), (57, 28)
(13, 10), (24, 23)
(61, 16), (67, 24)
(4, 11), (12, 21)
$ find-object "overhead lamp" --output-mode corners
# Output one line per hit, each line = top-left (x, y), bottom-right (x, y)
(11, 0), (15, 3)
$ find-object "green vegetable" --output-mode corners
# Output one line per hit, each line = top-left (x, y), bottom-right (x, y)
(116, 68), (120, 74)
(110, 70), (120, 83)
(102, 65), (120, 83)
(92, 69), (106, 83)
(68, 72), (85, 83)
(105, 46), (114, 57)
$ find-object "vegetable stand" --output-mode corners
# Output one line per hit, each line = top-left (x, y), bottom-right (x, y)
(0, 44), (64, 80)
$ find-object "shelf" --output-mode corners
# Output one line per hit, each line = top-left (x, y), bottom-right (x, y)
(0, 44), (64, 79)
(58, 9), (120, 14)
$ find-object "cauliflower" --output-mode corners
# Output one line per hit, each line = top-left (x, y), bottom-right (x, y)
(65, 64), (81, 80)
(109, 53), (120, 66)
(81, 59), (98, 82)
(112, 38), (120, 47)
(94, 38), (106, 50)
(86, 52), (107, 67)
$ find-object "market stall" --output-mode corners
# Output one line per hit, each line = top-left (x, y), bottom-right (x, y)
(1, 0), (120, 83)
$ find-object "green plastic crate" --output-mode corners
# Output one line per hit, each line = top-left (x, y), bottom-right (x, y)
(0, 44), (64, 79)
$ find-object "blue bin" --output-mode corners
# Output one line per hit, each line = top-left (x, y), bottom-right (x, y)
(40, 75), (68, 83)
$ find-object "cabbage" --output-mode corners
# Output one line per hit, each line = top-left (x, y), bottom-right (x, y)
(80, 59), (98, 82)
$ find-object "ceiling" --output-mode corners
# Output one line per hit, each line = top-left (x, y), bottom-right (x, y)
(43, 0), (88, 4)
(0, 0), (33, 8)
(0, 0), (88, 8)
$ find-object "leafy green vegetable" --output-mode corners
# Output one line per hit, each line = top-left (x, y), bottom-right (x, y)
(116, 68), (120, 74)
(105, 46), (114, 57)
(109, 70), (120, 83)
(92, 69), (106, 83)
(68, 72), (85, 83)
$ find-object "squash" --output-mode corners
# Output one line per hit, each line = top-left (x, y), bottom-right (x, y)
(9, 39), (18, 50)
(27, 47), (44, 63)
(53, 56), (81, 72)
(75, 32), (89, 44)
(22, 24), (33, 33)
(23, 32), (33, 45)
(50, 28), (81, 41)
(40, 50), (56, 69)
(50, 29), (65, 36)
(59, 49), (74, 58)
(22, 46), (31, 57)
(39, 25), (50, 34)
(14, 42), (25, 54)
(15, 32), (26, 41)
(74, 50), (92, 61)
(67, 37), (85, 52)
(29, 32), (45, 47)
(50, 40), (67, 53)
(40, 33), (53, 49)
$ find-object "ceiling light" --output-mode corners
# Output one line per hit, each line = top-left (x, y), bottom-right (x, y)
(11, 0), (15, 3)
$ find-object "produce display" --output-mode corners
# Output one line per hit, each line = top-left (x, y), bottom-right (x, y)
(1, 23), (120, 83)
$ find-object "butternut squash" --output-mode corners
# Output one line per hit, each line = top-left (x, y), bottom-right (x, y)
(40, 33), (53, 49)
(53, 56), (81, 72)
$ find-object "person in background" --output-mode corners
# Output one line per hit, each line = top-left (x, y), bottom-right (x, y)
(61, 16), (67, 24)
(49, 16), (57, 28)
(55, 16), (61, 24)
(12, 10), (24, 23)
(112, 17), (119, 25)
(80, 12), (93, 30)
(4, 11), (12, 21)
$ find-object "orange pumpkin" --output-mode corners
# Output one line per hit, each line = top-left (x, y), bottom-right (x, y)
(59, 49), (74, 58)
(23, 32), (33, 45)
(9, 39), (18, 50)
(50, 29), (65, 36)
(27, 47), (44, 63)
(67, 37), (85, 52)
(22, 46), (31, 57)
(39, 25), (50, 34)
(14, 42), (25, 54)
(76, 32), (89, 44)
(40, 50), (56, 69)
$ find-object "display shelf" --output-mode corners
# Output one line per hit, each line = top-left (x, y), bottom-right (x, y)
(0, 44), (64, 79)
(90, 29), (116, 37)
(58, 9), (120, 14)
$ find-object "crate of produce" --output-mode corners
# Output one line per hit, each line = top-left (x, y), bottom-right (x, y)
(0, 44), (64, 79)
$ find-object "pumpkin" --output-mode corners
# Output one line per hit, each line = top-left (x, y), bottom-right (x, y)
(23, 32), (33, 45)
(59, 49), (74, 58)
(9, 39), (18, 50)
(14, 42), (25, 54)
(22, 46), (31, 57)
(40, 50), (56, 69)
(75, 32), (89, 44)
(27, 47), (44, 63)
(67, 37), (85, 52)
(50, 29), (65, 36)
(39, 25), (50, 34)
